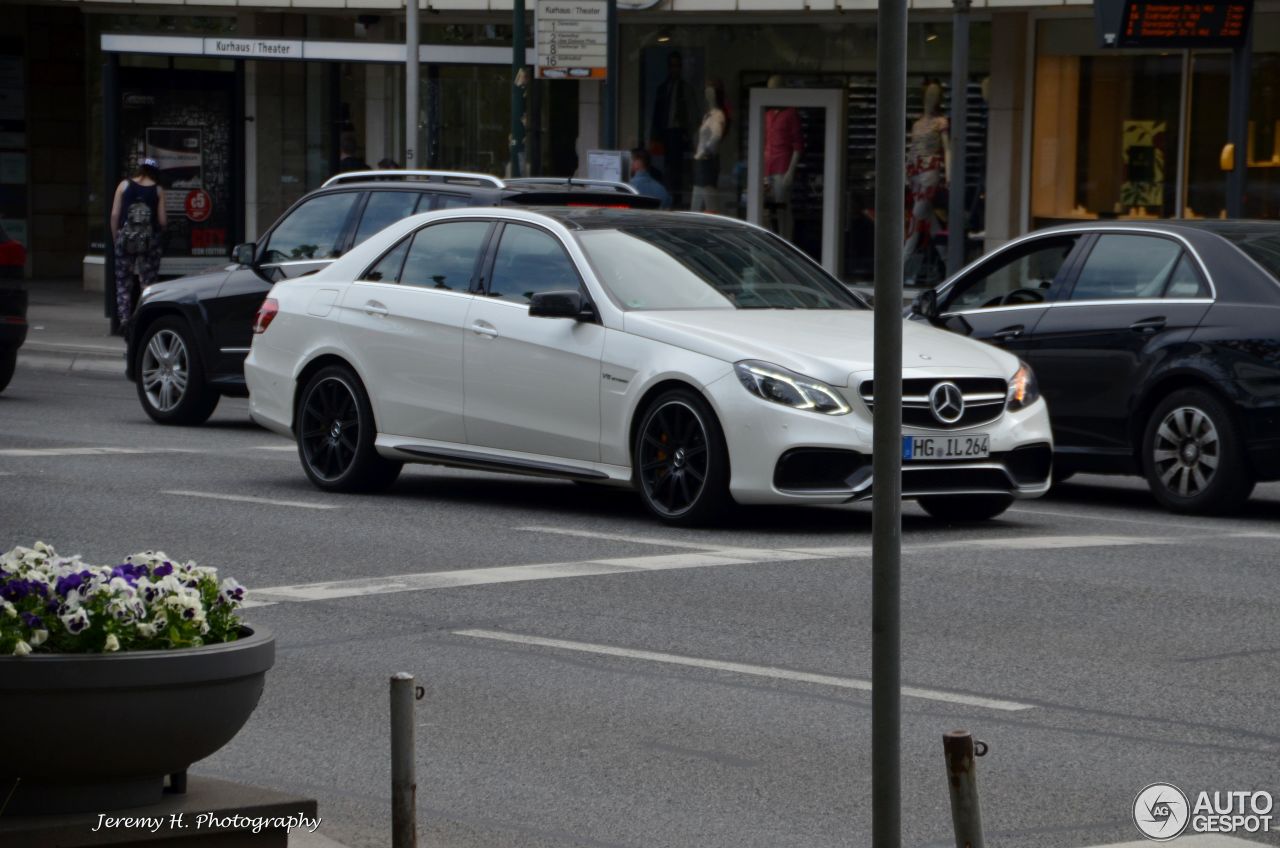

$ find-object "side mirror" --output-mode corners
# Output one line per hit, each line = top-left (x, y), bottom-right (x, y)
(911, 288), (940, 322)
(232, 242), (257, 266)
(529, 290), (594, 321)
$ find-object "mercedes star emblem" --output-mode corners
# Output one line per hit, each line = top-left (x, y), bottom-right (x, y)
(929, 381), (965, 425)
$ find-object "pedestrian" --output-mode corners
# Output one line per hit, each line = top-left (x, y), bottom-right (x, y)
(337, 132), (370, 173)
(629, 148), (671, 209)
(110, 157), (166, 335)
(377, 157), (401, 170)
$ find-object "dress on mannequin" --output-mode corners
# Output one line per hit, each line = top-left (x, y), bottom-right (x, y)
(690, 83), (726, 214)
(763, 77), (803, 240)
(904, 81), (950, 283)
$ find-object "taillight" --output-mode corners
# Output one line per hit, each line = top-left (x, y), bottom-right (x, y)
(253, 298), (279, 334)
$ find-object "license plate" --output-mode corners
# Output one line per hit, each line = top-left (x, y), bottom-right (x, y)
(902, 434), (990, 460)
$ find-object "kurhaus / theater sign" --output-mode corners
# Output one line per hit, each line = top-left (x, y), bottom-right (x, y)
(205, 39), (303, 59)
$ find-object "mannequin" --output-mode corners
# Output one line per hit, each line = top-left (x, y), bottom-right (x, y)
(904, 79), (950, 282)
(764, 75), (803, 239)
(690, 79), (727, 213)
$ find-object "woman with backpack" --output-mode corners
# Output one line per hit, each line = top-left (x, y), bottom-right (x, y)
(110, 157), (167, 333)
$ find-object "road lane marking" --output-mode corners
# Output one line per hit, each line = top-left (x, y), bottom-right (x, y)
(254, 445), (297, 452)
(0, 447), (193, 457)
(243, 548), (816, 607)
(163, 490), (337, 510)
(518, 525), (784, 555)
(241, 533), (1174, 609)
(453, 628), (1035, 712)
(1009, 505), (1228, 533)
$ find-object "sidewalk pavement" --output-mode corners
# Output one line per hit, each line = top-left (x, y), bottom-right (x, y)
(15, 279), (126, 378)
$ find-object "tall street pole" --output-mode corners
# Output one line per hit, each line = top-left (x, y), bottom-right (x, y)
(405, 0), (419, 167)
(946, 0), (970, 276)
(603, 0), (618, 149)
(872, 0), (908, 845)
(512, 0), (527, 177)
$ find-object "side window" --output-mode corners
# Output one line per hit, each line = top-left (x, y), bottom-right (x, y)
(947, 237), (1078, 311)
(399, 222), (491, 290)
(359, 238), (411, 283)
(262, 192), (359, 264)
(354, 192), (421, 245)
(487, 224), (581, 303)
(1164, 254), (1211, 298)
(1069, 235), (1182, 301)
(435, 194), (475, 210)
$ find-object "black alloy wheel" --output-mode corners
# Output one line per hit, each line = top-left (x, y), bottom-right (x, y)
(135, 317), (219, 425)
(916, 494), (1014, 522)
(1142, 388), (1254, 514)
(297, 365), (402, 493)
(634, 389), (730, 525)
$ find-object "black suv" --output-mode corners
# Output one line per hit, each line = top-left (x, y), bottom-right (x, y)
(125, 171), (657, 425)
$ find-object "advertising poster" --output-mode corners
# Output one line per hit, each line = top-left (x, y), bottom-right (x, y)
(1120, 120), (1165, 208)
(146, 127), (203, 217)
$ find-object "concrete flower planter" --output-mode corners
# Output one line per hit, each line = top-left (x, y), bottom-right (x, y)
(0, 625), (274, 816)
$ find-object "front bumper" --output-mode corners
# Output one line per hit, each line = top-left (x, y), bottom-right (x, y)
(707, 374), (1053, 505)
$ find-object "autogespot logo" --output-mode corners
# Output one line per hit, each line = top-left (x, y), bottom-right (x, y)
(1134, 783), (1190, 841)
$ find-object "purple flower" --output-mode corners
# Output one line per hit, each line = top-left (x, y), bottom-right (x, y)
(110, 563), (148, 583)
(20, 611), (43, 629)
(152, 562), (174, 578)
(2, 579), (36, 602)
(55, 570), (92, 597)
(182, 608), (196, 620)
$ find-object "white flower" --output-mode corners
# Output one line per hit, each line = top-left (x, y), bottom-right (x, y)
(60, 607), (91, 635)
(103, 634), (120, 652)
(12, 640), (31, 656)
(136, 623), (157, 638)
(1, 600), (15, 618)
(29, 629), (48, 647)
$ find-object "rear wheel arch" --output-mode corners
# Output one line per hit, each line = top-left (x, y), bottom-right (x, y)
(1130, 372), (1241, 463)
(293, 354), (367, 433)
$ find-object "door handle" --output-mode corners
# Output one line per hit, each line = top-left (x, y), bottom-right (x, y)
(363, 301), (389, 317)
(470, 322), (499, 338)
(991, 325), (1024, 342)
(1129, 317), (1167, 333)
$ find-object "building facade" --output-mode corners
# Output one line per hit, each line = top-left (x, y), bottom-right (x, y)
(3, 0), (1278, 288)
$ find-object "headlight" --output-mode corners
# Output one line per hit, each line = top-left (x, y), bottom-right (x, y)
(734, 360), (851, 415)
(1007, 360), (1041, 411)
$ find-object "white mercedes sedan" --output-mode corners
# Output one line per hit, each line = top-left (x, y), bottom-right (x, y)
(245, 207), (1052, 524)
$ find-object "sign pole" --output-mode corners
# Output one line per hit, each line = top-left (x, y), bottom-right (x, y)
(513, 0), (527, 177)
(946, 0), (971, 277)
(872, 0), (907, 846)
(405, 0), (419, 167)
(603, 0), (617, 149)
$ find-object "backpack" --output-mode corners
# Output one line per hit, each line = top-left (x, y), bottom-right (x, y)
(122, 200), (154, 256)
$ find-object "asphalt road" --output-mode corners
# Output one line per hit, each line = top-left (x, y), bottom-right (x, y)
(2, 367), (1278, 848)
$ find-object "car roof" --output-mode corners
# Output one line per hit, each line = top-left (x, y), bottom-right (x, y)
(526, 207), (753, 231)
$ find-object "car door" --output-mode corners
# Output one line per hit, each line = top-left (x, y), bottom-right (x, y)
(1026, 232), (1214, 454)
(209, 191), (362, 366)
(463, 222), (604, 462)
(934, 234), (1086, 357)
(339, 220), (492, 443)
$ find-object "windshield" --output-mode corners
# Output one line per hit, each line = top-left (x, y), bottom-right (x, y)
(576, 226), (865, 311)
(1220, 230), (1280, 283)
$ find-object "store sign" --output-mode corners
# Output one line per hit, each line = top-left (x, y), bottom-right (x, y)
(185, 189), (212, 223)
(535, 0), (608, 80)
(1095, 0), (1251, 48)
(203, 38), (303, 59)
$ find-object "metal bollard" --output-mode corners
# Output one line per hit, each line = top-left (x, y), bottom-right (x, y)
(391, 672), (423, 848)
(943, 730), (988, 848)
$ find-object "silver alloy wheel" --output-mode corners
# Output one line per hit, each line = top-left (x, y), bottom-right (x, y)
(140, 329), (190, 413)
(1151, 405), (1220, 498)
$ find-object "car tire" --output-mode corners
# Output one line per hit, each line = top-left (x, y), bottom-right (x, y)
(296, 364), (402, 493)
(1141, 388), (1254, 514)
(0, 347), (15, 393)
(135, 317), (219, 425)
(633, 388), (732, 525)
(917, 494), (1014, 522)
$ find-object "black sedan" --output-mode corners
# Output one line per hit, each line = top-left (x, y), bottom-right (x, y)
(124, 171), (656, 425)
(911, 220), (1280, 514)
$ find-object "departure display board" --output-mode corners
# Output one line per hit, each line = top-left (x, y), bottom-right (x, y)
(1096, 0), (1251, 48)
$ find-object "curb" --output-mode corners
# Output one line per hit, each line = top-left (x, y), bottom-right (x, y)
(16, 347), (124, 378)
